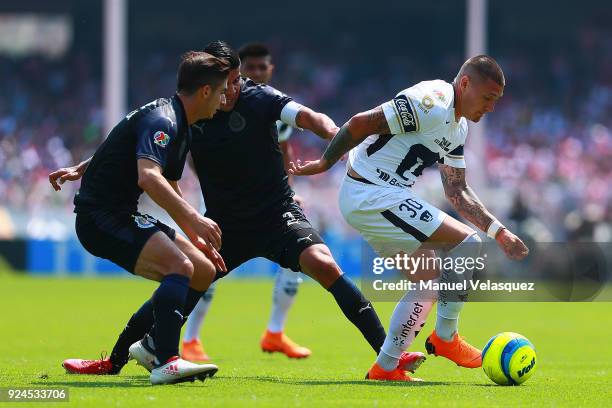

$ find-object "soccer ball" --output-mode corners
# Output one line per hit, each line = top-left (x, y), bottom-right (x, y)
(481, 332), (536, 385)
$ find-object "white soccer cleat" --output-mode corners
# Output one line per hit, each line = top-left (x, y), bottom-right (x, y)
(150, 356), (218, 385)
(128, 336), (157, 372)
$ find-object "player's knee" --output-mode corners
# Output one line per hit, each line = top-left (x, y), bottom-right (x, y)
(301, 247), (337, 272)
(190, 255), (216, 281)
(300, 246), (341, 287)
(453, 232), (482, 253)
(170, 257), (194, 279)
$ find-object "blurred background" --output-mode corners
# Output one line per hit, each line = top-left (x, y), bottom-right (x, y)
(0, 0), (610, 276)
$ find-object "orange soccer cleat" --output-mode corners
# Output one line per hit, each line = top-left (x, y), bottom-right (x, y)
(260, 330), (311, 359)
(365, 363), (423, 382)
(181, 339), (210, 362)
(425, 330), (482, 368)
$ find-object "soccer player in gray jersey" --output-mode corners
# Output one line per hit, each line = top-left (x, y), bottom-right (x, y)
(182, 43), (311, 361)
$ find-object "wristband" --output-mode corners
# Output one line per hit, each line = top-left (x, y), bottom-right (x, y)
(486, 220), (504, 239)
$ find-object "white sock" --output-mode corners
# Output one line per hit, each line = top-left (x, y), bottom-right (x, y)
(267, 268), (302, 333)
(183, 283), (216, 342)
(377, 287), (436, 371)
(434, 233), (480, 341)
(435, 301), (464, 341)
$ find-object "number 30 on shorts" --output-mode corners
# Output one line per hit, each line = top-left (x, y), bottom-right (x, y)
(399, 198), (433, 222)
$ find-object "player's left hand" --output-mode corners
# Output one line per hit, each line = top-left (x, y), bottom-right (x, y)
(496, 229), (529, 260)
(288, 158), (330, 176)
(49, 163), (86, 191)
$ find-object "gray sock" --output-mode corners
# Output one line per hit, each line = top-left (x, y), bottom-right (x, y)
(375, 350), (400, 371)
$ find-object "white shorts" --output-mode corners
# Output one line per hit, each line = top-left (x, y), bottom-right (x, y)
(339, 175), (447, 257)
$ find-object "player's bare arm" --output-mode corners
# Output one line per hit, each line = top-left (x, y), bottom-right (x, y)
(280, 140), (293, 177)
(438, 163), (529, 260)
(137, 158), (226, 271)
(168, 180), (182, 197)
(289, 105), (390, 176)
(279, 140), (303, 205)
(48, 156), (92, 191)
(295, 106), (339, 140)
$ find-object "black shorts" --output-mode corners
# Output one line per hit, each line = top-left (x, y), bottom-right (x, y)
(213, 201), (324, 280)
(75, 209), (176, 274)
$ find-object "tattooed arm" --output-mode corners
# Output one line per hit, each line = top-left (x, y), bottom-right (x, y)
(288, 106), (390, 176)
(438, 164), (496, 232)
(439, 164), (529, 260)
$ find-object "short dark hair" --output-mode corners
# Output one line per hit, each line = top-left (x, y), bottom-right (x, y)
(238, 43), (271, 61)
(457, 55), (505, 87)
(203, 40), (240, 69)
(177, 51), (230, 95)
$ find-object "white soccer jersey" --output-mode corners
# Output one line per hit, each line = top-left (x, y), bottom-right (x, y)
(349, 80), (468, 188)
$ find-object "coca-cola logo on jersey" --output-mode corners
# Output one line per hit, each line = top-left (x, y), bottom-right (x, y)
(393, 95), (417, 132)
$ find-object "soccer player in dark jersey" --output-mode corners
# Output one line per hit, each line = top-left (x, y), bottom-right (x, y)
(50, 52), (231, 385)
(181, 43), (311, 362)
(50, 42), (426, 378)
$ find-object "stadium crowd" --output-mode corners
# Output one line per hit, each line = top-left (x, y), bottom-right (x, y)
(0, 36), (610, 242)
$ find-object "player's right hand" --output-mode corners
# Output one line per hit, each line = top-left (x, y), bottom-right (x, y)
(49, 165), (84, 191)
(288, 158), (330, 176)
(192, 236), (227, 272)
(194, 215), (222, 250)
(496, 229), (529, 260)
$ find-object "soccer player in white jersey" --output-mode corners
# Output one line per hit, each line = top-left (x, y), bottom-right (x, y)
(181, 43), (311, 361)
(290, 55), (529, 381)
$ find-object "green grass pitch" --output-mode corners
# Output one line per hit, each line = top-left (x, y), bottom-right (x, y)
(0, 273), (610, 407)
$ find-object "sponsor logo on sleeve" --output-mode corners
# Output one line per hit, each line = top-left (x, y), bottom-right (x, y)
(392, 95), (418, 133)
(153, 131), (170, 147)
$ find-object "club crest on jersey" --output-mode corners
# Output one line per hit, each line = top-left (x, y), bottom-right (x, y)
(133, 214), (156, 229)
(420, 210), (433, 222)
(153, 131), (170, 147)
(418, 95), (435, 113)
(229, 111), (246, 132)
(392, 95), (418, 133)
